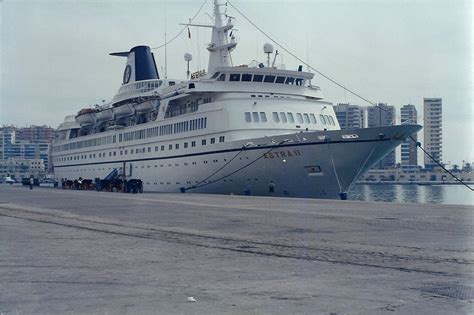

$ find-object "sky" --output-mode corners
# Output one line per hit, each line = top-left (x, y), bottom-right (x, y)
(1, 0), (472, 166)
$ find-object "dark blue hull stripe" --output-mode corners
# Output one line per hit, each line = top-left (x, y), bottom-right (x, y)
(54, 138), (391, 169)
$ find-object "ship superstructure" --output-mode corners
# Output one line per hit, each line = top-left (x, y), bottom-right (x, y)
(52, 0), (421, 199)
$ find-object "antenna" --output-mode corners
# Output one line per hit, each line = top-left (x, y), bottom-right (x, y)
(164, 1), (168, 79)
(263, 43), (273, 67)
(271, 49), (279, 68)
(184, 53), (193, 79)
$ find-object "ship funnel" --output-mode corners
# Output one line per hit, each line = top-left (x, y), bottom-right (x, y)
(110, 46), (159, 85)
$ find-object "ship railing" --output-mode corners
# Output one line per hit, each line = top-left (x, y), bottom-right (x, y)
(112, 79), (164, 103)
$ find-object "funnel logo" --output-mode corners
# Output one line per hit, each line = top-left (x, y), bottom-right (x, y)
(123, 64), (132, 84)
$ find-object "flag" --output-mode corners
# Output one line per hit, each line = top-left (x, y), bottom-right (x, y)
(188, 27), (191, 39)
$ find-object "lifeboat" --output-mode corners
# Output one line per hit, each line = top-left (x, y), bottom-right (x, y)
(96, 108), (114, 121)
(75, 108), (96, 124)
(113, 103), (134, 117)
(135, 99), (159, 113)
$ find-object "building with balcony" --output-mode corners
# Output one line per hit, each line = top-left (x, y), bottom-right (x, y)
(0, 126), (54, 172)
(423, 98), (442, 169)
(368, 103), (396, 169)
(333, 103), (367, 130)
(400, 104), (418, 168)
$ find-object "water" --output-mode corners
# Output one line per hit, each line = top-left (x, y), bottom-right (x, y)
(349, 184), (474, 206)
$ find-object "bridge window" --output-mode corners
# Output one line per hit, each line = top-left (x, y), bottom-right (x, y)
(279, 112), (288, 123)
(275, 76), (286, 84)
(253, 74), (264, 82)
(242, 74), (252, 81)
(285, 77), (295, 85)
(230, 74), (241, 81)
(310, 114), (317, 124)
(211, 72), (220, 79)
(217, 74), (226, 81)
(260, 112), (267, 122)
(264, 75), (276, 83)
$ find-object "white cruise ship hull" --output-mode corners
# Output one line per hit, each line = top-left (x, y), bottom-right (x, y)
(53, 124), (420, 199)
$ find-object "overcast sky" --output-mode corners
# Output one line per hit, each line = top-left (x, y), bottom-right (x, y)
(1, 0), (472, 165)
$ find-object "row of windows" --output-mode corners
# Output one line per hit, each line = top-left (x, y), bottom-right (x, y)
(54, 136), (225, 163)
(245, 111), (336, 126)
(54, 117), (208, 153)
(211, 72), (306, 86)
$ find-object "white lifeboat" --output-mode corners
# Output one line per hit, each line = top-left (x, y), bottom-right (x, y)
(96, 108), (114, 121)
(75, 108), (96, 125)
(135, 99), (159, 113)
(113, 103), (134, 117)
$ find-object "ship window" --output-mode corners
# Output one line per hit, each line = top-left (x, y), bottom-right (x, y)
(296, 113), (303, 123)
(320, 114), (327, 125)
(303, 113), (310, 124)
(175, 143), (179, 149)
(124, 150), (127, 154)
(169, 144), (173, 150)
(328, 116), (335, 125)
(287, 112), (295, 123)
(253, 74), (264, 82)
(272, 112), (280, 122)
(245, 112), (251, 122)
(120, 151), (123, 155)
(169, 81), (175, 86)
(260, 112), (267, 122)
(211, 72), (220, 79)
(279, 112), (287, 123)
(210, 137), (216, 144)
(310, 114), (317, 124)
(276, 76), (286, 84)
(230, 74), (241, 81)
(252, 112), (260, 122)
(155, 146), (159, 151)
(264, 75), (276, 83)
(202, 139), (206, 145)
(295, 78), (304, 86)
(242, 74), (252, 81)
(188, 83), (195, 89)
(184, 142), (188, 148)
(161, 145), (164, 151)
(285, 77), (295, 85)
(219, 136), (225, 142)
(148, 147), (151, 152)
(192, 141), (196, 147)
(217, 74), (226, 81)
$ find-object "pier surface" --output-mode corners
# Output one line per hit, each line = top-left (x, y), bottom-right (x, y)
(0, 185), (473, 314)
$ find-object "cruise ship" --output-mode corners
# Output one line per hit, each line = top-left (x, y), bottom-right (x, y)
(51, 0), (421, 199)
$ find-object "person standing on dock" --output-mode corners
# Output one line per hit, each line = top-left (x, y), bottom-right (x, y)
(29, 176), (34, 190)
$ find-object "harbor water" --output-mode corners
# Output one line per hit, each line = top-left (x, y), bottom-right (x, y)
(350, 184), (473, 206)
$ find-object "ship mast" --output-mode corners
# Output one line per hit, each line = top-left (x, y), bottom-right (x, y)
(181, 0), (237, 74)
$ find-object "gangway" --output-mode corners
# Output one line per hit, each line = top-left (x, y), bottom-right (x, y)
(104, 168), (118, 181)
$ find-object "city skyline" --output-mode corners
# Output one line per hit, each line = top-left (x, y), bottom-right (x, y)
(1, 0), (472, 165)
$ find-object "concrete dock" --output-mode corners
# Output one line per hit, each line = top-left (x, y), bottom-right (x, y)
(0, 185), (473, 314)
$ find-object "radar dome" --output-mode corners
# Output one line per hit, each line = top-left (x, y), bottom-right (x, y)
(263, 43), (274, 54)
(184, 53), (193, 61)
